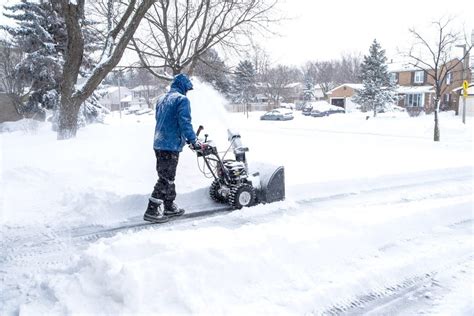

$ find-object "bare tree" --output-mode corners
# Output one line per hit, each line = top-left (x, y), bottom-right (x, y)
(262, 65), (295, 105)
(130, 0), (278, 81)
(313, 61), (338, 97)
(193, 49), (232, 94)
(407, 18), (472, 141)
(335, 52), (362, 84)
(53, 0), (155, 139)
(249, 43), (271, 82)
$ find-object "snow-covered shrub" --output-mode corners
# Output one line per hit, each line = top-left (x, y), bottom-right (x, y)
(406, 107), (424, 117)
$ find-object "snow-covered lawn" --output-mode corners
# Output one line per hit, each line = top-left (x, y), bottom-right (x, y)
(1, 82), (473, 315)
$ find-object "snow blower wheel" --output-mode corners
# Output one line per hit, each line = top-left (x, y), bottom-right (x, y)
(229, 184), (255, 209)
(209, 179), (227, 203)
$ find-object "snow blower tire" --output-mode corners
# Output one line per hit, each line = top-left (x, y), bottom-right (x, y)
(209, 179), (227, 203)
(229, 183), (255, 209)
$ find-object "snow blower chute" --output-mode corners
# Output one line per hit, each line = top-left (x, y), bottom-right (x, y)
(191, 126), (285, 209)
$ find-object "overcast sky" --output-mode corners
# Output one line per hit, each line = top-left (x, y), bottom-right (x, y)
(1, 0), (473, 66)
(266, 0), (473, 65)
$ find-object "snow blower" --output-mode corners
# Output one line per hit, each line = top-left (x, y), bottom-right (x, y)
(192, 126), (285, 209)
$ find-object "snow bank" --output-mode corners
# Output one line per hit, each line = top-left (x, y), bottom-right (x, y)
(29, 196), (474, 315)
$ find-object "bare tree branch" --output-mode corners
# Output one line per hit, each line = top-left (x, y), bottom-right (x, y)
(129, 0), (279, 78)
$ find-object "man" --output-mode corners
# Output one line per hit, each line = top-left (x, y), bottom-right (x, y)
(144, 73), (199, 223)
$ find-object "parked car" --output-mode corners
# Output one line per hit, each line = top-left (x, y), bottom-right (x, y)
(302, 105), (313, 116)
(260, 109), (294, 121)
(309, 101), (345, 117)
(311, 108), (345, 117)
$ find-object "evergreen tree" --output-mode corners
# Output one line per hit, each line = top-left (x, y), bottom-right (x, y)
(303, 75), (314, 102)
(1, 0), (65, 118)
(232, 60), (256, 104)
(1, 0), (106, 124)
(353, 39), (397, 117)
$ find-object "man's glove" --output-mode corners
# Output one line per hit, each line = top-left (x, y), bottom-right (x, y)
(190, 140), (203, 150)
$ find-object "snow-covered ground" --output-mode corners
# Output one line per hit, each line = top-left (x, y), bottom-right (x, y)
(1, 81), (473, 315)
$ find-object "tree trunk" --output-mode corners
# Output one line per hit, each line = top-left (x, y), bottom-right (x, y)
(57, 97), (81, 139)
(373, 103), (377, 117)
(56, 0), (155, 140)
(433, 99), (440, 142)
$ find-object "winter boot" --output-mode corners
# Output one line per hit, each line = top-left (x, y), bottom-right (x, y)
(164, 203), (185, 217)
(143, 197), (169, 223)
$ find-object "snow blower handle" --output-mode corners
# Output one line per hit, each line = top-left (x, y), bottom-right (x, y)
(196, 125), (204, 137)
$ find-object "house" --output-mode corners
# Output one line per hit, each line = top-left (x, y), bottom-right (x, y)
(283, 82), (305, 103)
(327, 84), (363, 108)
(254, 93), (269, 103)
(131, 85), (164, 108)
(98, 86), (132, 111)
(387, 59), (468, 112)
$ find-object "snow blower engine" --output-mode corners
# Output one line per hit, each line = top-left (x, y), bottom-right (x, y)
(191, 125), (285, 209)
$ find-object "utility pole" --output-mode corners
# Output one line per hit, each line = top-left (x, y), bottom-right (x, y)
(456, 44), (468, 124)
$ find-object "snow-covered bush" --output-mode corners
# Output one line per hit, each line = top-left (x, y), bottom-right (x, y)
(406, 107), (424, 117)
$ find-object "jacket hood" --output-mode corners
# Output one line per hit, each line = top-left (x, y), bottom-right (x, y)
(170, 73), (193, 94)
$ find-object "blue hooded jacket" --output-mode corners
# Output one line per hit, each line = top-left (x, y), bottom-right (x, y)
(153, 74), (197, 152)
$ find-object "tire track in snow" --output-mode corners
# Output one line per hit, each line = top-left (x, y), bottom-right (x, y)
(320, 250), (473, 315)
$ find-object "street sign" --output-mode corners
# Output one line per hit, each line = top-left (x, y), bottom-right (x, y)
(463, 80), (469, 97)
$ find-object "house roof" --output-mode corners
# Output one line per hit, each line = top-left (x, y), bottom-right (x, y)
(327, 83), (364, 94)
(387, 62), (423, 72)
(131, 85), (158, 92)
(387, 58), (461, 73)
(396, 85), (434, 94)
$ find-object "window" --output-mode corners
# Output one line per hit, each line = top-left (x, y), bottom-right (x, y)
(446, 72), (452, 85)
(389, 72), (397, 84)
(414, 71), (424, 83)
(405, 93), (423, 107)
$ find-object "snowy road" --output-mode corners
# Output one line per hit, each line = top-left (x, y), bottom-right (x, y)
(1, 166), (472, 315)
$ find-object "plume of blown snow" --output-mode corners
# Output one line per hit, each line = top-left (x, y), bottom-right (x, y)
(187, 77), (231, 145)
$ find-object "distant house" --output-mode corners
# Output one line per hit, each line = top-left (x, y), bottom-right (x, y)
(283, 82), (304, 103)
(131, 85), (164, 108)
(327, 84), (364, 108)
(98, 86), (132, 111)
(387, 59), (467, 112)
(254, 93), (269, 103)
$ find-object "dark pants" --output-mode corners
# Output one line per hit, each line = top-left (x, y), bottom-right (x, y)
(151, 150), (180, 208)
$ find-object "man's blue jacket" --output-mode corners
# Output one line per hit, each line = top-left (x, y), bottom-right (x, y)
(153, 74), (197, 152)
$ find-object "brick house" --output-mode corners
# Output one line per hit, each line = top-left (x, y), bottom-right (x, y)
(387, 59), (468, 112)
